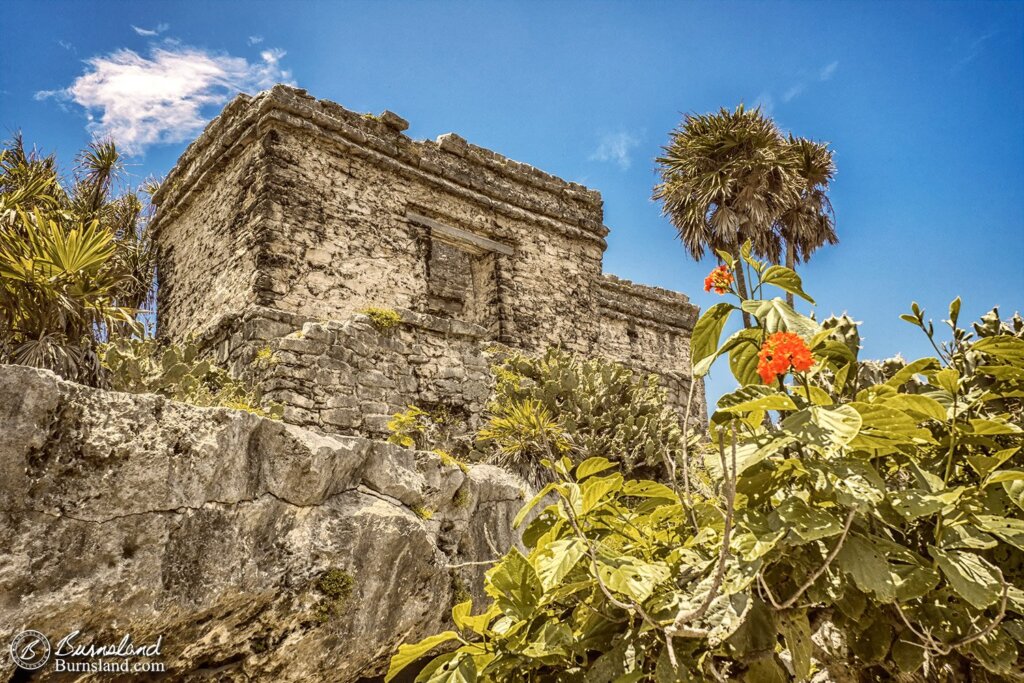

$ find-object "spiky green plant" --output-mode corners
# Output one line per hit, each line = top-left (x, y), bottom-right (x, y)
(0, 136), (156, 384)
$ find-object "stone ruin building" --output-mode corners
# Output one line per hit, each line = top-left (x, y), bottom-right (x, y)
(0, 85), (709, 682)
(151, 84), (705, 442)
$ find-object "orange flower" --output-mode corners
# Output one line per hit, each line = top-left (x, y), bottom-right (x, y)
(757, 332), (814, 384)
(704, 265), (734, 295)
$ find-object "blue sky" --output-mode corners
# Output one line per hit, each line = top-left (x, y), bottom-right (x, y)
(4, 0), (1022, 406)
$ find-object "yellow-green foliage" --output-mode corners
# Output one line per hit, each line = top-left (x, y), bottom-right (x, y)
(387, 405), (465, 451)
(103, 338), (282, 419)
(410, 504), (433, 520)
(251, 346), (280, 370)
(480, 349), (686, 480)
(360, 306), (402, 332)
(452, 487), (471, 509)
(434, 449), (470, 473)
(477, 398), (570, 485)
(450, 574), (472, 607)
(312, 568), (354, 624)
(391, 245), (1024, 682)
(387, 405), (430, 448)
(0, 138), (156, 386)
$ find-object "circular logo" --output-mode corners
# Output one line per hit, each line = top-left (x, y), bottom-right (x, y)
(10, 630), (50, 670)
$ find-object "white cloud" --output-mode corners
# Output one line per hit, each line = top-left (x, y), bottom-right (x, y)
(131, 23), (169, 37)
(760, 61), (839, 111)
(954, 30), (998, 72)
(752, 91), (775, 115)
(589, 131), (641, 170)
(248, 35), (264, 45)
(36, 45), (293, 155)
(782, 83), (805, 103)
(57, 40), (74, 51)
(260, 48), (286, 65)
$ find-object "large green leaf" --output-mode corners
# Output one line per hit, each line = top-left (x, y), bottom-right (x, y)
(742, 657), (788, 683)
(967, 628), (1019, 675)
(622, 480), (679, 501)
(728, 329), (764, 385)
(485, 548), (543, 619)
(781, 405), (862, 451)
(884, 358), (941, 388)
(718, 385), (797, 413)
(691, 303), (736, 374)
(419, 651), (478, 683)
(929, 546), (1002, 610)
(773, 497), (844, 543)
(760, 265), (815, 304)
(987, 469), (1024, 487)
(386, 631), (461, 682)
(532, 538), (587, 591)
(826, 459), (887, 508)
(576, 457), (617, 481)
(741, 298), (821, 339)
(1004, 479), (1024, 511)
(779, 610), (813, 681)
(889, 487), (964, 521)
(962, 448), (1019, 481)
(705, 434), (796, 478)
(596, 553), (671, 603)
(969, 418), (1022, 435)
(581, 473), (623, 514)
(836, 534), (896, 602)
(974, 515), (1024, 551)
(973, 335), (1024, 367)
(849, 402), (935, 452)
(451, 601), (494, 636)
(884, 394), (947, 423)
(519, 621), (572, 659)
(513, 482), (558, 528)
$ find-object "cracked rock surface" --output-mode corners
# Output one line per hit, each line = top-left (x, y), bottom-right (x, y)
(0, 365), (525, 681)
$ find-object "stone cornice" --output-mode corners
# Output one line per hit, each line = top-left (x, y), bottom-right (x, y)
(152, 85), (609, 246)
(598, 274), (699, 332)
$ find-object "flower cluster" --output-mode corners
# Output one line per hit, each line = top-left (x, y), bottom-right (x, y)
(703, 265), (734, 294)
(757, 332), (814, 384)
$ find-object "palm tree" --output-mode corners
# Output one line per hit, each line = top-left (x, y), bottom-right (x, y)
(654, 105), (801, 326)
(775, 136), (837, 306)
(0, 136), (156, 384)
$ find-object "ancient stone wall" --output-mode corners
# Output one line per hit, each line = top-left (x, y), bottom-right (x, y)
(199, 306), (494, 445)
(0, 365), (524, 681)
(155, 139), (268, 342)
(597, 275), (706, 413)
(152, 85), (705, 430)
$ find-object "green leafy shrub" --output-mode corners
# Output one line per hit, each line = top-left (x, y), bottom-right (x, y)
(0, 138), (156, 385)
(387, 405), (433, 448)
(387, 404), (469, 453)
(360, 306), (402, 332)
(102, 338), (282, 418)
(479, 349), (688, 482)
(389, 243), (1023, 682)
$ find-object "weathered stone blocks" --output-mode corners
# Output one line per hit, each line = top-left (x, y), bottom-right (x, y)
(152, 84), (705, 440)
(0, 365), (524, 681)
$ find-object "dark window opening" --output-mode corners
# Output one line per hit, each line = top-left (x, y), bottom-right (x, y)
(425, 237), (500, 334)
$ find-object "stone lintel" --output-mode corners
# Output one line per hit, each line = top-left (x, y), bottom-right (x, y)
(406, 211), (514, 256)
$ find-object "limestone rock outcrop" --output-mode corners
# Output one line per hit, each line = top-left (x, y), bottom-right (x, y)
(0, 365), (524, 681)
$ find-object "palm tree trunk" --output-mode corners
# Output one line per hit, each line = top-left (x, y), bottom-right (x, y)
(733, 252), (753, 328)
(785, 239), (796, 308)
